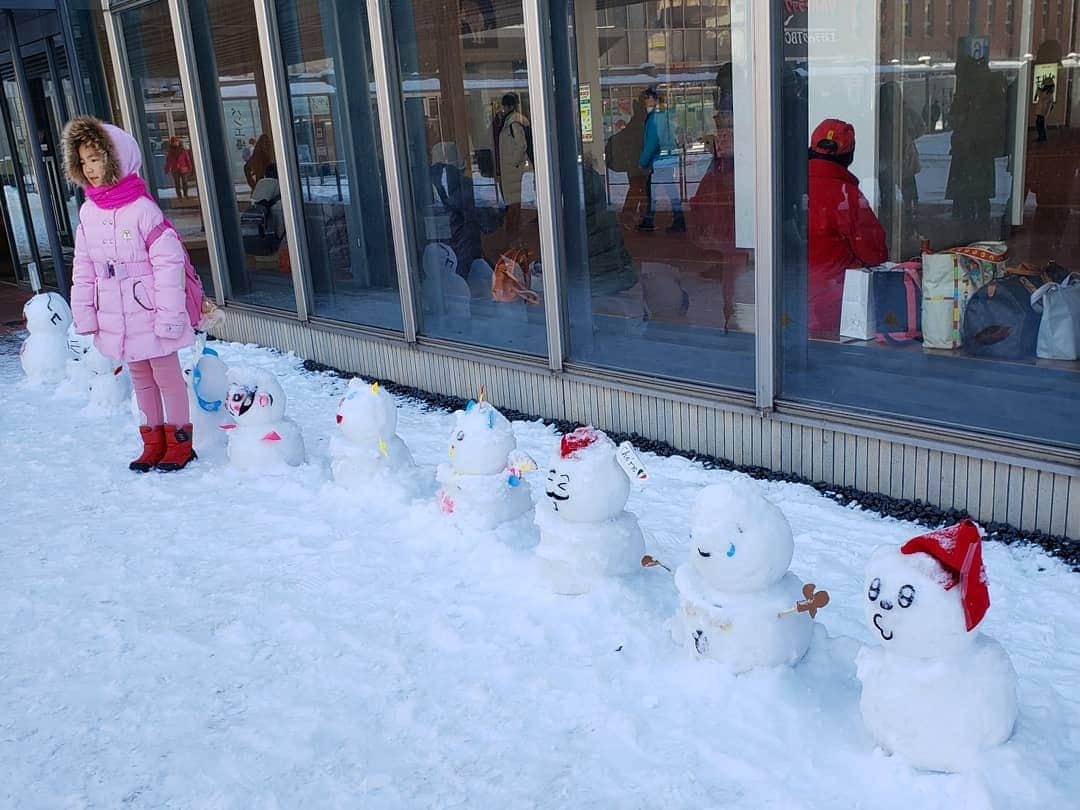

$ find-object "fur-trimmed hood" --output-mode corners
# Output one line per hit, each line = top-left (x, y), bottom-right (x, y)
(62, 116), (142, 188)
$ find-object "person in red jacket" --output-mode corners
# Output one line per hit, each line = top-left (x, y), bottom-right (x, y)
(807, 119), (888, 335)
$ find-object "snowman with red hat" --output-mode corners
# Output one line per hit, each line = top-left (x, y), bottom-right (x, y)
(331, 378), (416, 490)
(857, 520), (1018, 772)
(534, 426), (646, 594)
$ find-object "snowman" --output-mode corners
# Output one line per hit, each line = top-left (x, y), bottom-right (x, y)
(221, 366), (305, 468)
(84, 347), (132, 415)
(181, 342), (231, 458)
(671, 480), (826, 673)
(533, 427), (646, 595)
(58, 326), (97, 399)
(856, 520), (1017, 772)
(331, 378), (417, 489)
(435, 397), (535, 530)
(20, 292), (74, 385)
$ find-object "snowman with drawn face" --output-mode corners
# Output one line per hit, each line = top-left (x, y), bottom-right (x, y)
(672, 479), (817, 673)
(331, 378), (416, 488)
(221, 366), (305, 468)
(533, 426), (646, 595)
(856, 520), (1017, 772)
(435, 398), (535, 529)
(21, 292), (74, 385)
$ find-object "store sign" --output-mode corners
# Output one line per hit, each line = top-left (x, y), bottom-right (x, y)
(960, 35), (991, 61)
(310, 96), (331, 116)
(579, 84), (593, 143)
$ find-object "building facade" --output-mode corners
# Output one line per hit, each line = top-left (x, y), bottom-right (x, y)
(2, 0), (1078, 537)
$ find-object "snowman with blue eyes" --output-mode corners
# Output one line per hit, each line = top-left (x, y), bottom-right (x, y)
(435, 395), (535, 529)
(856, 520), (1017, 772)
(331, 378), (416, 488)
(534, 427), (647, 595)
(672, 480), (826, 673)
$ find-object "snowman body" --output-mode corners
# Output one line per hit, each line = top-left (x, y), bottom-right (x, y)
(331, 379), (416, 488)
(85, 348), (132, 415)
(20, 293), (74, 385)
(435, 400), (533, 530)
(856, 542), (1017, 772)
(182, 347), (231, 457)
(222, 367), (305, 468)
(534, 427), (644, 595)
(673, 481), (812, 672)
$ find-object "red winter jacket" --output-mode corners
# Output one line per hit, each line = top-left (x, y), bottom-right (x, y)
(807, 159), (888, 334)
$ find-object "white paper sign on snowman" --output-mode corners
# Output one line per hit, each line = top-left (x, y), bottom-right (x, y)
(856, 520), (1017, 772)
(20, 292), (74, 385)
(671, 479), (825, 673)
(435, 397), (535, 530)
(331, 379), (416, 488)
(533, 426), (646, 595)
(220, 366), (305, 468)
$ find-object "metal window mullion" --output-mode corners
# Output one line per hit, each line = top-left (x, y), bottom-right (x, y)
(57, 1), (89, 115)
(1010, 0), (1036, 226)
(101, 3), (136, 134)
(253, 0), (314, 320)
(751, 0), (777, 412)
(167, 0), (231, 305)
(6, 10), (69, 292)
(367, 0), (420, 343)
(522, 0), (565, 372)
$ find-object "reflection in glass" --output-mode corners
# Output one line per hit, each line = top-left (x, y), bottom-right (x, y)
(119, 2), (216, 299)
(556, 0), (756, 389)
(778, 2), (1080, 448)
(390, 0), (548, 355)
(274, 0), (402, 329)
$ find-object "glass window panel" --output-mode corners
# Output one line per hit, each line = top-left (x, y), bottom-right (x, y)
(273, 0), (402, 329)
(119, 2), (217, 300)
(0, 85), (37, 277)
(389, 0), (548, 356)
(777, 2), (1080, 447)
(185, 0), (294, 311)
(555, 0), (756, 390)
(68, 0), (123, 124)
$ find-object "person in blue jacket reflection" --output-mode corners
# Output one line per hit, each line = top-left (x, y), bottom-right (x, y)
(637, 87), (684, 233)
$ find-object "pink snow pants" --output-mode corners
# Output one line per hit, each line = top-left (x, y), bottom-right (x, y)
(129, 353), (190, 427)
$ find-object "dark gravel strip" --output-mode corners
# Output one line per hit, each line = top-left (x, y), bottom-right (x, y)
(299, 354), (1078, 572)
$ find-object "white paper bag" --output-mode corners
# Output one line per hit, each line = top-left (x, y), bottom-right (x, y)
(1033, 275), (1080, 361)
(840, 268), (874, 340)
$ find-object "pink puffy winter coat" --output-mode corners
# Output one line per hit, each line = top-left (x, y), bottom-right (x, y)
(65, 119), (194, 363)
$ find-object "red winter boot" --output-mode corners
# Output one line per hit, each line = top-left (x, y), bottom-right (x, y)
(130, 425), (166, 472)
(156, 423), (197, 472)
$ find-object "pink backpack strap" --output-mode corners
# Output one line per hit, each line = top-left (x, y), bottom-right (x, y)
(145, 221), (172, 249)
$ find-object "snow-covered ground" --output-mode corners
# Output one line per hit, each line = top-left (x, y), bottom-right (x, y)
(1, 335), (1077, 809)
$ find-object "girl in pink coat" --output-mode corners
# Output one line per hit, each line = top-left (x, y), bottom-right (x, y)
(63, 117), (197, 472)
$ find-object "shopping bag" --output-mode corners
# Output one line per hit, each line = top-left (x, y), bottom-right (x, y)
(1032, 274), (1080, 360)
(840, 268), (874, 340)
(873, 262), (922, 344)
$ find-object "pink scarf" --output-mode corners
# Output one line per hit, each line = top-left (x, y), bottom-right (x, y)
(85, 173), (155, 209)
(86, 173), (176, 232)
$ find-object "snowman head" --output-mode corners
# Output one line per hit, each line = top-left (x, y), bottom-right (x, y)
(225, 367), (287, 426)
(183, 348), (229, 413)
(83, 345), (118, 375)
(689, 480), (793, 593)
(336, 378), (398, 444)
(447, 400), (516, 474)
(863, 520), (989, 659)
(66, 324), (93, 357)
(24, 292), (72, 334)
(544, 427), (630, 523)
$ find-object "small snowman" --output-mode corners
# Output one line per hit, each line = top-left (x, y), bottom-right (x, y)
(84, 348), (132, 415)
(58, 326), (96, 399)
(182, 342), (231, 458)
(856, 520), (1017, 772)
(20, 292), (74, 385)
(533, 427), (646, 595)
(671, 480), (827, 673)
(435, 395), (535, 530)
(331, 378), (416, 488)
(221, 366), (305, 468)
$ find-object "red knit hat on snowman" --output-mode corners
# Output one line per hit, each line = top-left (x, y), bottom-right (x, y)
(901, 519), (990, 632)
